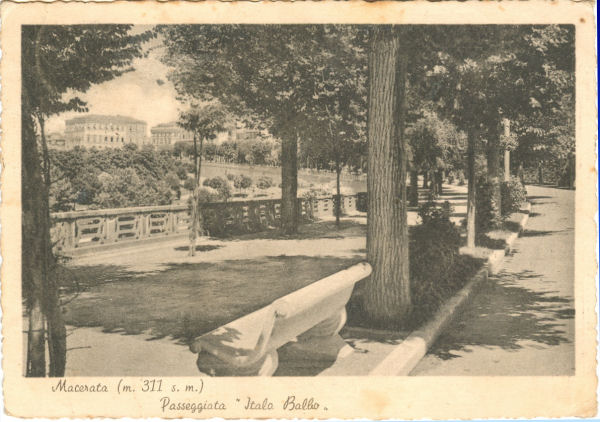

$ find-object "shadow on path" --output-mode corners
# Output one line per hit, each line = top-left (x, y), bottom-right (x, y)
(173, 245), (223, 252)
(427, 269), (573, 361)
(220, 220), (366, 242)
(521, 229), (569, 238)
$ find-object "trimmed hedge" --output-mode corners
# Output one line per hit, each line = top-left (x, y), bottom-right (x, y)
(501, 177), (527, 216)
(409, 200), (462, 320)
(475, 177), (503, 232)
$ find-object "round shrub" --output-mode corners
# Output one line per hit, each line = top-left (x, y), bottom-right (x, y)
(202, 176), (232, 201)
(176, 165), (188, 180)
(184, 161), (195, 174)
(410, 200), (462, 318)
(183, 177), (195, 192)
(197, 187), (219, 203)
(233, 174), (253, 190)
(256, 176), (274, 189)
(501, 177), (527, 216)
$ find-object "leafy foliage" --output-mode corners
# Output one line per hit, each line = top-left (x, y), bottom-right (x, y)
(408, 200), (468, 325)
(157, 25), (371, 233)
(23, 25), (153, 119)
(183, 177), (196, 192)
(94, 168), (172, 209)
(202, 177), (232, 201)
(408, 109), (465, 175)
(175, 165), (188, 180)
(233, 174), (253, 191)
(256, 176), (274, 190)
(48, 146), (182, 211)
(178, 103), (228, 143)
(501, 177), (527, 216)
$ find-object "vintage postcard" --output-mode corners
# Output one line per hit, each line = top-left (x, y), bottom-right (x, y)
(1, 0), (597, 419)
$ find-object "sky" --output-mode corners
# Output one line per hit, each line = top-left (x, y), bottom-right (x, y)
(46, 26), (182, 136)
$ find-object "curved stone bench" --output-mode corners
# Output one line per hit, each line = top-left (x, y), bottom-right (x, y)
(190, 262), (372, 376)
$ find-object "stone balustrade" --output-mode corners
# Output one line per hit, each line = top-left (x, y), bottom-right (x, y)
(51, 204), (192, 253)
(51, 194), (361, 254)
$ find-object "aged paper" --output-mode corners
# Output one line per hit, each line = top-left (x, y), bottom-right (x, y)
(1, 0), (597, 419)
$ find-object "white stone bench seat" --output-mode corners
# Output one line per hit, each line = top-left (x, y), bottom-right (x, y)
(190, 262), (372, 376)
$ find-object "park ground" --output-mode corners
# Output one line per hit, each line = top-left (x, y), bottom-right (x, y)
(26, 184), (574, 376)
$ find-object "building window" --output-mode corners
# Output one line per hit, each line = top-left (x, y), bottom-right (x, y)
(105, 136), (108, 142)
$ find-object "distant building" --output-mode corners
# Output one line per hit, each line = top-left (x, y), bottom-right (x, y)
(150, 122), (194, 146)
(65, 115), (148, 149)
(149, 122), (265, 147)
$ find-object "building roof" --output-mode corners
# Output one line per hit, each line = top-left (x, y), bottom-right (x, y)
(154, 121), (178, 128)
(151, 122), (185, 133)
(66, 115), (146, 125)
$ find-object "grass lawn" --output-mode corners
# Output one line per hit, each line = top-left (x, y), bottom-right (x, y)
(60, 255), (363, 344)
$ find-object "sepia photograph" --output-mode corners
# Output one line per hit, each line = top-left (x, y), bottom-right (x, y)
(2, 1), (597, 419)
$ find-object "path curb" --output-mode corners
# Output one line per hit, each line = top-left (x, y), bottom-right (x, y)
(368, 201), (532, 376)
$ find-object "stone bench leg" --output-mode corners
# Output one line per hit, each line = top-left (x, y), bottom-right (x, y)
(278, 308), (353, 364)
(196, 350), (279, 377)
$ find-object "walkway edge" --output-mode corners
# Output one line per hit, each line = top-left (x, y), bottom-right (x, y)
(368, 201), (532, 376)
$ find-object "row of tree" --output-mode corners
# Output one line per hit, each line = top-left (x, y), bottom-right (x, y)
(49, 144), (187, 211)
(158, 24), (574, 325)
(22, 24), (574, 376)
(173, 138), (281, 167)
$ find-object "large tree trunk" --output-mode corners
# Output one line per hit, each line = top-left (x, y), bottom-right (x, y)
(189, 134), (204, 257)
(26, 297), (46, 376)
(538, 161), (544, 185)
(487, 137), (502, 225)
(504, 149), (511, 182)
(422, 171), (428, 189)
(503, 119), (511, 182)
(364, 28), (410, 327)
(280, 132), (298, 235)
(466, 128), (477, 248)
(409, 170), (419, 207)
(22, 112), (48, 376)
(335, 162), (342, 228)
(39, 116), (67, 377)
